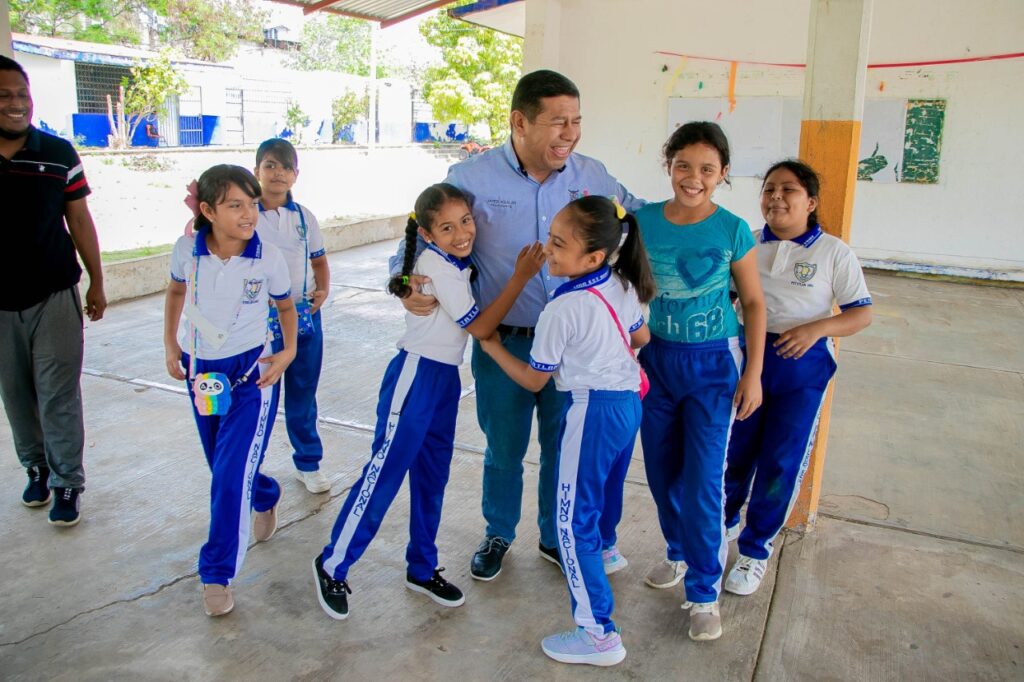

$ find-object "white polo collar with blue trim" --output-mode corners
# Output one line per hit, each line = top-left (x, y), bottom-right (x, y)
(193, 227), (263, 259)
(425, 243), (473, 271)
(760, 224), (823, 248)
(258, 191), (299, 213)
(551, 265), (611, 300)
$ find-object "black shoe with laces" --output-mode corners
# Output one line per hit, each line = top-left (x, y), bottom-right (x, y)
(470, 535), (512, 581)
(406, 568), (465, 607)
(313, 553), (352, 620)
(22, 465), (51, 507)
(48, 487), (81, 526)
(538, 542), (564, 572)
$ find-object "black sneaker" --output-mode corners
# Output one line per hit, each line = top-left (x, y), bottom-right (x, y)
(539, 542), (563, 572)
(48, 487), (81, 526)
(22, 465), (51, 507)
(470, 535), (512, 581)
(313, 553), (352, 620)
(406, 568), (465, 607)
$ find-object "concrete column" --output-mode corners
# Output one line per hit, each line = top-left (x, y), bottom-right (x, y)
(787, 0), (873, 530)
(1, 2), (13, 58)
(523, 0), (561, 73)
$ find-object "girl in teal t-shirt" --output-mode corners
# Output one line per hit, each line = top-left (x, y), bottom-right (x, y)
(635, 121), (766, 642)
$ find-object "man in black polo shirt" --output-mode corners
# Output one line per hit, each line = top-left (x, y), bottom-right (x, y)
(0, 56), (106, 527)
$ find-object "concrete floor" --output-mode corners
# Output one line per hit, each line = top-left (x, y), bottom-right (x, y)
(1, 241), (1021, 680)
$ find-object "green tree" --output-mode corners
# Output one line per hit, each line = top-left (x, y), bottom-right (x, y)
(11, 0), (146, 44)
(419, 4), (522, 144)
(106, 51), (189, 148)
(284, 100), (310, 144)
(331, 88), (368, 143)
(158, 0), (267, 62)
(288, 15), (370, 76)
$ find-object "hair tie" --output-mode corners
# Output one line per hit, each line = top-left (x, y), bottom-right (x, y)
(609, 196), (626, 220)
(401, 275), (410, 285)
(183, 179), (200, 236)
(409, 211), (417, 222)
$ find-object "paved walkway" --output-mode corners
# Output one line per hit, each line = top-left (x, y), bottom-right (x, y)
(1, 240), (1021, 680)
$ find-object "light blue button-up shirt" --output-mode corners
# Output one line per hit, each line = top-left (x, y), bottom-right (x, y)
(391, 139), (644, 327)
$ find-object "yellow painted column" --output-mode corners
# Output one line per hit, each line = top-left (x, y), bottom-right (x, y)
(786, 0), (873, 530)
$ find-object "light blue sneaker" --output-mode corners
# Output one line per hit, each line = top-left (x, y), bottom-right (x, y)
(541, 627), (626, 667)
(602, 546), (629, 575)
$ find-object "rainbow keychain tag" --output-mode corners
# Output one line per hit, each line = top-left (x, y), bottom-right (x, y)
(193, 372), (232, 416)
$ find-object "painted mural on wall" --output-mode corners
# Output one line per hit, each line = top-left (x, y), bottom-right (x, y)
(668, 96), (946, 184)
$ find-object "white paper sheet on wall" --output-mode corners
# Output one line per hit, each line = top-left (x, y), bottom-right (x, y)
(667, 97), (908, 183)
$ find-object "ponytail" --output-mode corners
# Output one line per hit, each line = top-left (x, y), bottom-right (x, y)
(614, 213), (656, 304)
(387, 215), (420, 298)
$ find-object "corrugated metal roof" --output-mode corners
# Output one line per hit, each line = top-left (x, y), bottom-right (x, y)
(268, 0), (455, 28)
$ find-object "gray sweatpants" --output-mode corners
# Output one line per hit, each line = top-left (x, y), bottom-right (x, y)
(0, 286), (86, 489)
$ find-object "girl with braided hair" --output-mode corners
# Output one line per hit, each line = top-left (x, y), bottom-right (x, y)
(312, 182), (544, 620)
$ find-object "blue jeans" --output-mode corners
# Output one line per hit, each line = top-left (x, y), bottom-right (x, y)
(271, 309), (324, 472)
(471, 337), (565, 549)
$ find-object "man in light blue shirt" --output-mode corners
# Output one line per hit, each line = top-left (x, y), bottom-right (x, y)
(395, 70), (643, 581)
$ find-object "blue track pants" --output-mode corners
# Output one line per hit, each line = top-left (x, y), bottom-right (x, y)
(322, 351), (459, 582)
(724, 335), (836, 560)
(184, 345), (281, 586)
(639, 335), (743, 604)
(556, 389), (641, 636)
(271, 309), (324, 472)
(471, 337), (565, 549)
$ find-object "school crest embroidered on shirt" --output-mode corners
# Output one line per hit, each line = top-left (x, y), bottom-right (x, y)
(793, 262), (817, 284)
(243, 278), (264, 301)
(568, 189), (590, 201)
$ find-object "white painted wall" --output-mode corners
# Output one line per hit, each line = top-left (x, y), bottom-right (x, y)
(19, 52), (77, 138)
(541, 0), (1024, 278)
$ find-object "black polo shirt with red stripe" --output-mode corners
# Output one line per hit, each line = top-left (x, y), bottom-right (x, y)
(1, 126), (91, 311)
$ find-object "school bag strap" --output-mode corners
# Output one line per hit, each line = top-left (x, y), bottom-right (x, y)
(586, 288), (649, 398)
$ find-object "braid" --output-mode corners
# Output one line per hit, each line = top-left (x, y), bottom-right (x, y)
(387, 216), (420, 298)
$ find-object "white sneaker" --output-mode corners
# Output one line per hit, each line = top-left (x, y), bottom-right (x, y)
(644, 559), (686, 589)
(296, 469), (331, 494)
(686, 601), (722, 641)
(724, 555), (768, 596)
(725, 524), (740, 543)
(602, 546), (629, 575)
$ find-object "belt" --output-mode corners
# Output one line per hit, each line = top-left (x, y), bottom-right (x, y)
(497, 324), (535, 338)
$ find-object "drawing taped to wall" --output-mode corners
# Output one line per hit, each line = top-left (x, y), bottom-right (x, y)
(667, 97), (945, 183)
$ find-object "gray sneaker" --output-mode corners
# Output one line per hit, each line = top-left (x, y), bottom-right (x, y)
(644, 559), (686, 589)
(686, 601), (722, 641)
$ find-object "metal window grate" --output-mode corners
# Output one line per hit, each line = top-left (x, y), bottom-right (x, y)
(75, 63), (131, 114)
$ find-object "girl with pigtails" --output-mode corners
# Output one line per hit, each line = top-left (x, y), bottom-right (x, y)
(312, 183), (544, 620)
(480, 195), (656, 667)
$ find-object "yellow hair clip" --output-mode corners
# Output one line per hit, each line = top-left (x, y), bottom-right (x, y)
(409, 211), (417, 222)
(610, 197), (626, 220)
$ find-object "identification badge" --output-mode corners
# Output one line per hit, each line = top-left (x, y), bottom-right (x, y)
(184, 304), (228, 351)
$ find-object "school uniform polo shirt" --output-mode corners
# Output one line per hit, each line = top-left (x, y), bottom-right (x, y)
(751, 225), (872, 334)
(170, 229), (291, 359)
(444, 139), (644, 327)
(529, 266), (645, 392)
(398, 245), (479, 366)
(0, 127), (90, 311)
(257, 195), (326, 302)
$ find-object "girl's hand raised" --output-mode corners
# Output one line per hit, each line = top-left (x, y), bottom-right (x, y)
(512, 242), (546, 282)
(257, 347), (297, 388)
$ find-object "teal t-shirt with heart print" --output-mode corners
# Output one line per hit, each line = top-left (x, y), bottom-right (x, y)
(636, 202), (755, 344)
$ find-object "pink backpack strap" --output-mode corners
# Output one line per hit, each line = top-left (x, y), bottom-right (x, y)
(587, 288), (639, 364)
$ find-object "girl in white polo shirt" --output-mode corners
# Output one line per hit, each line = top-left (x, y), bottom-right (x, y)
(312, 182), (544, 620)
(481, 196), (656, 667)
(164, 164), (297, 617)
(254, 138), (333, 495)
(723, 160), (872, 596)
